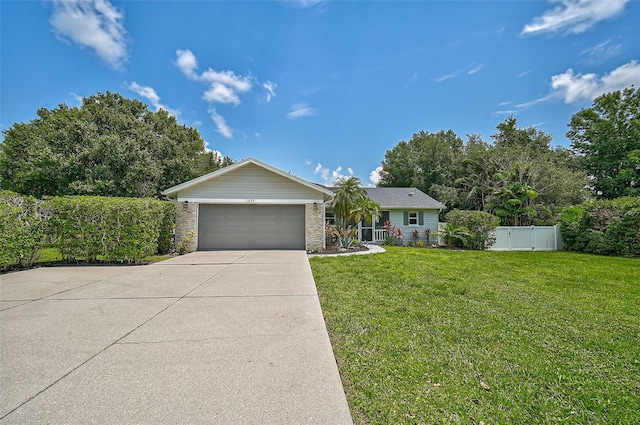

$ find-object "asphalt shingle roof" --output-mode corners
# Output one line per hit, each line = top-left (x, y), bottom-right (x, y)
(363, 187), (445, 209)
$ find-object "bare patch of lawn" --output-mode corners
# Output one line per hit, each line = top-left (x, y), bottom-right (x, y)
(310, 248), (639, 424)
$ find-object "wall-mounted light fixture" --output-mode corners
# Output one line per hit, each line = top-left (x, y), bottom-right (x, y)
(313, 202), (318, 211)
(182, 200), (189, 211)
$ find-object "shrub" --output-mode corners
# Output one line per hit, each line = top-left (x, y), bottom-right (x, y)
(157, 201), (177, 254)
(435, 223), (471, 248)
(0, 191), (49, 268)
(383, 235), (396, 246)
(177, 229), (195, 255)
(383, 220), (403, 245)
(46, 196), (172, 262)
(445, 209), (500, 250)
(332, 225), (357, 249)
(560, 197), (640, 257)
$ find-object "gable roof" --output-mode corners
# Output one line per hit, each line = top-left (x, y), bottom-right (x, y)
(363, 187), (445, 209)
(161, 157), (334, 200)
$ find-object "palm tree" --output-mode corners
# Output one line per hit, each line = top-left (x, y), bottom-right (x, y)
(351, 198), (381, 226)
(332, 176), (366, 228)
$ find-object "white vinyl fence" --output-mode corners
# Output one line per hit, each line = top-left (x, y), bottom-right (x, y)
(490, 225), (564, 251)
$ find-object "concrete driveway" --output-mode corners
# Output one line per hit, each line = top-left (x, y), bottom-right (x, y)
(0, 251), (352, 424)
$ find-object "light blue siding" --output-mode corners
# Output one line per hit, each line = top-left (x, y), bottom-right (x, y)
(387, 209), (439, 244)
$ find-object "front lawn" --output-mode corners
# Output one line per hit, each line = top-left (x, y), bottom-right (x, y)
(310, 248), (639, 424)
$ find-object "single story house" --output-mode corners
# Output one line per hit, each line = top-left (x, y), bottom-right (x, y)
(326, 187), (445, 244)
(161, 157), (334, 251)
(162, 158), (445, 251)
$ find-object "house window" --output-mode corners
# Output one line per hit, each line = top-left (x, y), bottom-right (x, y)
(325, 211), (335, 225)
(408, 211), (418, 225)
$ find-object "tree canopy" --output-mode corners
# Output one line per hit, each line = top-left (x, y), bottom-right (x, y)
(567, 86), (640, 199)
(378, 117), (587, 225)
(0, 91), (233, 198)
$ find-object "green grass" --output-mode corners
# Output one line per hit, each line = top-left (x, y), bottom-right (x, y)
(310, 247), (640, 424)
(35, 249), (174, 264)
(1, 249), (174, 269)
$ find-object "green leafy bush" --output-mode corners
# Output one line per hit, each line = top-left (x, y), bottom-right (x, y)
(560, 197), (640, 257)
(435, 222), (471, 248)
(1, 194), (175, 268)
(0, 191), (49, 268)
(157, 201), (177, 254)
(46, 196), (174, 262)
(445, 209), (500, 249)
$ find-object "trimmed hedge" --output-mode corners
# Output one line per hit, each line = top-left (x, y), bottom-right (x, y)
(1, 194), (176, 268)
(0, 191), (49, 267)
(157, 200), (177, 255)
(560, 196), (640, 257)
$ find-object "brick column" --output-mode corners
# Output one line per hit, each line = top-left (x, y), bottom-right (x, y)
(305, 203), (325, 251)
(175, 202), (198, 253)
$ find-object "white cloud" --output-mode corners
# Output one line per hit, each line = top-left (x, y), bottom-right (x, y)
(517, 60), (640, 107)
(175, 49), (252, 105)
(201, 69), (251, 92)
(369, 166), (383, 186)
(287, 102), (318, 119)
(127, 82), (179, 116)
(70, 92), (83, 104)
(517, 70), (533, 77)
(311, 163), (356, 185)
(255, 132), (261, 139)
(263, 81), (277, 102)
(208, 108), (233, 139)
(280, 0), (325, 8)
(550, 60), (640, 103)
(522, 0), (629, 35)
(203, 83), (243, 105)
(332, 166), (344, 182)
(436, 72), (457, 82)
(313, 163), (330, 184)
(305, 159), (312, 166)
(580, 39), (623, 63)
(468, 64), (484, 75)
(492, 110), (519, 116)
(201, 141), (223, 160)
(193, 120), (202, 126)
(498, 101), (512, 106)
(176, 49), (199, 79)
(49, 0), (127, 68)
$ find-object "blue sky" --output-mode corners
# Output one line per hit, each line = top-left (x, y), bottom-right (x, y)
(1, 0), (639, 186)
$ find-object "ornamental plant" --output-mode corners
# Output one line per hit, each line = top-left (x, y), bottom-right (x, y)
(383, 220), (403, 245)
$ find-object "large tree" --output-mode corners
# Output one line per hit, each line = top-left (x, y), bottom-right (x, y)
(567, 87), (640, 199)
(0, 91), (232, 198)
(492, 115), (552, 152)
(378, 129), (463, 197)
(377, 119), (586, 225)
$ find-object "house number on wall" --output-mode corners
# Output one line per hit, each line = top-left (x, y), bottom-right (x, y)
(245, 199), (255, 203)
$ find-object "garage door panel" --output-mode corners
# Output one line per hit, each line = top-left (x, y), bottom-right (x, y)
(198, 205), (304, 250)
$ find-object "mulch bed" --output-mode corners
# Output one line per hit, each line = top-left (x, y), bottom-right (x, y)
(310, 245), (370, 255)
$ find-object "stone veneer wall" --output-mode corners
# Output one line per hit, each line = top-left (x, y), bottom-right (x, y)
(175, 201), (198, 252)
(305, 203), (325, 251)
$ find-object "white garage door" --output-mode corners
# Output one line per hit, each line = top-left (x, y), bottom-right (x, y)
(198, 204), (305, 250)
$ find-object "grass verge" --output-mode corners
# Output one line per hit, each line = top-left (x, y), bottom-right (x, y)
(310, 247), (639, 424)
(1, 248), (175, 273)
